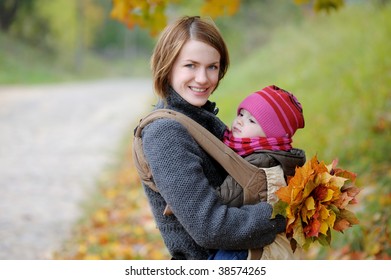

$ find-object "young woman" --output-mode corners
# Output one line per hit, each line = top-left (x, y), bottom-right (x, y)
(138, 16), (286, 260)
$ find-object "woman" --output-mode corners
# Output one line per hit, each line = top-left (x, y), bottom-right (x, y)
(139, 16), (286, 260)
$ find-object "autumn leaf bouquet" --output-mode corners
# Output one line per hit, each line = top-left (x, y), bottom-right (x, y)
(272, 155), (361, 250)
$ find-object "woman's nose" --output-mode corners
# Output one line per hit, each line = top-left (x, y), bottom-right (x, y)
(195, 68), (208, 84)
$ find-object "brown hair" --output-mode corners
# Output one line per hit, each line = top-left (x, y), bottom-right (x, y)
(150, 16), (230, 99)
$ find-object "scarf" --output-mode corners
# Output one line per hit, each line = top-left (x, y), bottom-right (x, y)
(223, 130), (292, 157)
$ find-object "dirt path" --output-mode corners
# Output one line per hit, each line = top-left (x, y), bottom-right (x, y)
(0, 78), (155, 259)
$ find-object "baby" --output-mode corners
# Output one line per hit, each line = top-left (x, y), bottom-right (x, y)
(210, 85), (306, 260)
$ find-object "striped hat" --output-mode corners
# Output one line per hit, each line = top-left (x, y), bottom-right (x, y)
(237, 85), (305, 137)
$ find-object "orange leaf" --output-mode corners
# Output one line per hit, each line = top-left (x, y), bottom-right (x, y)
(201, 0), (240, 18)
(275, 185), (292, 203)
(304, 217), (321, 238)
(333, 218), (351, 232)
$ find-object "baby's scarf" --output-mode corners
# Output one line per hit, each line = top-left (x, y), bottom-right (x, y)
(223, 130), (292, 157)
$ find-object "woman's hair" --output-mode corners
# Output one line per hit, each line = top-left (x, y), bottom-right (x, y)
(150, 16), (230, 99)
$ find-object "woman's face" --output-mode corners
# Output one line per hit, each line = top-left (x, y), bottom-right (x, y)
(170, 39), (220, 107)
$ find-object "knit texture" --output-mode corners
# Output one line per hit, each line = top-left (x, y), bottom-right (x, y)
(223, 129), (292, 156)
(140, 88), (286, 259)
(238, 85), (305, 138)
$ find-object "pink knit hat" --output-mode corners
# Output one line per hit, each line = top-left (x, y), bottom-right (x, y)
(237, 85), (305, 137)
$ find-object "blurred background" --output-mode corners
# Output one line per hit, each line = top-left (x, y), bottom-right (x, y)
(0, 0), (390, 260)
(0, 0), (155, 82)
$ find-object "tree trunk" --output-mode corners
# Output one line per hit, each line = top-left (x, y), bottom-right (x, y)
(0, 0), (19, 32)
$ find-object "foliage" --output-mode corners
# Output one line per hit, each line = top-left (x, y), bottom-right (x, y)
(110, 0), (240, 36)
(294, 0), (344, 12)
(54, 139), (169, 260)
(93, 0), (155, 58)
(0, 1), (155, 83)
(272, 155), (360, 251)
(110, 0), (170, 36)
(0, 0), (35, 31)
(111, 0), (346, 35)
(8, 0), (104, 58)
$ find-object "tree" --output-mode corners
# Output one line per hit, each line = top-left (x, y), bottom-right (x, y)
(0, 0), (34, 31)
(110, 0), (345, 36)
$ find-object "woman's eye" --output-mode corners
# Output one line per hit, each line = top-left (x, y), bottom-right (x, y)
(185, 64), (195, 68)
(209, 65), (218, 70)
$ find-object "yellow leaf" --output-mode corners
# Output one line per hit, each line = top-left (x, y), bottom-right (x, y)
(92, 209), (108, 227)
(305, 208), (315, 223)
(304, 196), (315, 210)
(303, 180), (317, 199)
(294, 0), (311, 4)
(201, 0), (240, 18)
(85, 254), (100, 260)
(327, 210), (336, 227)
(329, 175), (347, 188)
(319, 221), (329, 235)
(227, 0), (240, 16)
(322, 188), (334, 202)
(110, 0), (131, 21)
(291, 218), (306, 247)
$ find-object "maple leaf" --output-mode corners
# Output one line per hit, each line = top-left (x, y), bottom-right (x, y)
(201, 0), (240, 18)
(272, 155), (361, 250)
(275, 184), (293, 204)
(291, 217), (306, 248)
(304, 217), (321, 238)
(334, 209), (360, 231)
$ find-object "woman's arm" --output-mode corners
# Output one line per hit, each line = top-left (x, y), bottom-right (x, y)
(143, 119), (285, 250)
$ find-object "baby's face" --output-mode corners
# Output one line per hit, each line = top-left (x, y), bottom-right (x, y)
(231, 109), (266, 138)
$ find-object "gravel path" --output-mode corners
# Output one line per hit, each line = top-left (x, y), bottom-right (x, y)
(0, 79), (154, 259)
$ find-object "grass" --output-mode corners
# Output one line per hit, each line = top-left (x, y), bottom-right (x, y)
(51, 3), (390, 259)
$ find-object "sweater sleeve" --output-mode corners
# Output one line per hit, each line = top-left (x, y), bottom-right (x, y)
(142, 119), (285, 250)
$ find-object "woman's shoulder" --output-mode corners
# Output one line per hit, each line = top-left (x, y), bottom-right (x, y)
(141, 117), (194, 147)
(142, 116), (187, 133)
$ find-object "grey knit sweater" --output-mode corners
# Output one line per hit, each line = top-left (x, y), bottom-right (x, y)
(140, 88), (286, 259)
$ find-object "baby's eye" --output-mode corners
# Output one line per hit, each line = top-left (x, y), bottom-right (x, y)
(250, 119), (256, 124)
